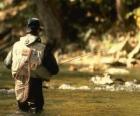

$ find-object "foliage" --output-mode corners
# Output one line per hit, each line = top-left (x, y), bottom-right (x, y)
(1, 0), (140, 48)
(56, 0), (140, 46)
(60, 0), (116, 42)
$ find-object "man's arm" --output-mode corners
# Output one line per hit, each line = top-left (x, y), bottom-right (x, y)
(42, 45), (59, 75)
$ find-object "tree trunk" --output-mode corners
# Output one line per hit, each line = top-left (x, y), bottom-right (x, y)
(34, 0), (62, 48)
(116, 0), (125, 22)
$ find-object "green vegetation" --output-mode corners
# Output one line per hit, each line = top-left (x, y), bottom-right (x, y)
(1, 0), (140, 48)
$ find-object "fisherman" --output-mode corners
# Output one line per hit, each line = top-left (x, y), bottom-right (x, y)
(4, 18), (59, 114)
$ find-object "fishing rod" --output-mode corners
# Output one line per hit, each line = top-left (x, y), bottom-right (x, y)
(60, 52), (93, 64)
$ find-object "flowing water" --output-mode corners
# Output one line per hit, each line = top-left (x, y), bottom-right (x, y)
(0, 90), (140, 116)
(0, 64), (140, 115)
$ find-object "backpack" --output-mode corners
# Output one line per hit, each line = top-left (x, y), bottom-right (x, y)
(11, 34), (49, 80)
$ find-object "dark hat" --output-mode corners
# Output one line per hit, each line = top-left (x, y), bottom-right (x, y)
(27, 18), (43, 32)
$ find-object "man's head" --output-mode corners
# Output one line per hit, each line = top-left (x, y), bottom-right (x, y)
(26, 18), (42, 34)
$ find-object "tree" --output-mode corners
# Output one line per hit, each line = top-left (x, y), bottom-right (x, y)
(116, 0), (125, 22)
(34, 0), (63, 49)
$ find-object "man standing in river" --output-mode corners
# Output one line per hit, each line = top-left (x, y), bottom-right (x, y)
(4, 18), (59, 114)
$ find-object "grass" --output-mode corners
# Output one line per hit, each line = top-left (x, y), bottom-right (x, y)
(0, 63), (140, 115)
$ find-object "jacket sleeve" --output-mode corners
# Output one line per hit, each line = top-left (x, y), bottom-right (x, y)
(42, 45), (59, 75)
(4, 50), (12, 69)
